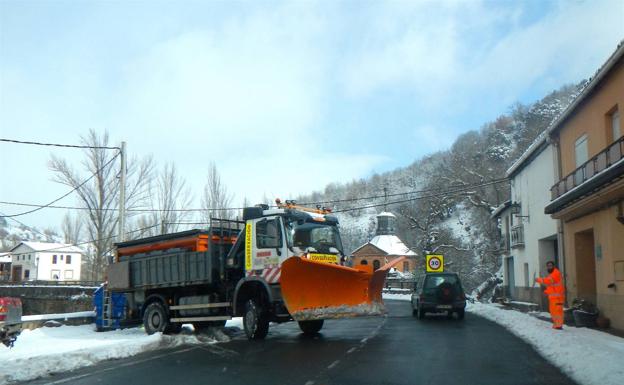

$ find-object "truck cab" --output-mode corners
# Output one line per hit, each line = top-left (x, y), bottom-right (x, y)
(230, 202), (344, 339)
(237, 202), (344, 280)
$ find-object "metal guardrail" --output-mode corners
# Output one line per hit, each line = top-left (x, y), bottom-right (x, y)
(550, 136), (624, 200)
(0, 280), (102, 287)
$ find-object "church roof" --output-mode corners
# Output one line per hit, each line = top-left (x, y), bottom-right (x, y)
(352, 234), (417, 256)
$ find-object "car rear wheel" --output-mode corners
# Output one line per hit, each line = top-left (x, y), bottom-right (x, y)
(457, 309), (465, 320)
(416, 305), (425, 320)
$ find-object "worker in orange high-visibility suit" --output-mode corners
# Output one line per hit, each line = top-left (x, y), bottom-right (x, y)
(536, 261), (565, 330)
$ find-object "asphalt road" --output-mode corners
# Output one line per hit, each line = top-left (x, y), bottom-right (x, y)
(23, 300), (576, 385)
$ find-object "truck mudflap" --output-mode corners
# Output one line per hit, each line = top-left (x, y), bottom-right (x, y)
(279, 256), (405, 321)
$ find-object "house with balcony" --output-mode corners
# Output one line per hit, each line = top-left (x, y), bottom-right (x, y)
(492, 137), (560, 308)
(544, 42), (624, 330)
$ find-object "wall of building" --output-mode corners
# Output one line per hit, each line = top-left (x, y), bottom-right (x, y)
(503, 145), (559, 308)
(558, 60), (624, 176)
(11, 246), (82, 281)
(36, 251), (82, 281)
(351, 255), (416, 273)
(10, 248), (37, 280)
(563, 204), (624, 330)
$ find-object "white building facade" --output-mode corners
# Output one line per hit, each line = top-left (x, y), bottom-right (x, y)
(494, 138), (561, 307)
(9, 242), (84, 282)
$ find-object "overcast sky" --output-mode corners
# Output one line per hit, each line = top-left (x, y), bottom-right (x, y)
(1, 0), (623, 231)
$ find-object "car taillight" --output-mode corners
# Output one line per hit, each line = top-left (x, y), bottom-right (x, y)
(0, 298), (7, 320)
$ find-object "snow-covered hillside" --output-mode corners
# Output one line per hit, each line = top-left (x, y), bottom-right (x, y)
(0, 217), (62, 252)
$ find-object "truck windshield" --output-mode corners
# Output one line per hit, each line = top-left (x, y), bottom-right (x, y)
(286, 222), (344, 255)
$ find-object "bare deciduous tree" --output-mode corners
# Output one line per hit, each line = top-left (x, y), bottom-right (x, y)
(61, 212), (83, 245)
(201, 162), (233, 221)
(48, 129), (153, 280)
(136, 162), (193, 236)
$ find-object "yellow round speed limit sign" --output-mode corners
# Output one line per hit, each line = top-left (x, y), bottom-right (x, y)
(426, 255), (444, 273)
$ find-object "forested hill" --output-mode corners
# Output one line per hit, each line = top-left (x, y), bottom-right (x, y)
(297, 81), (585, 290)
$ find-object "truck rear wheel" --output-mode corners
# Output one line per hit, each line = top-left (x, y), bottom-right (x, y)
(243, 299), (269, 340)
(298, 320), (324, 334)
(143, 302), (171, 335)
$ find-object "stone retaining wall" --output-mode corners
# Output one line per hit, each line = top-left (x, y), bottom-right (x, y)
(0, 286), (97, 315)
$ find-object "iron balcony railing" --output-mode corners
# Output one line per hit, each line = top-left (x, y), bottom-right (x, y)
(550, 136), (624, 200)
(510, 224), (525, 248)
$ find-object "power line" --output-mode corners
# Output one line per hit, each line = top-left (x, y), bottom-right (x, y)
(332, 178), (508, 213)
(0, 211), (57, 243)
(0, 152), (120, 218)
(0, 177), (508, 214)
(2, 213), (160, 253)
(0, 201), (244, 213)
(0, 138), (120, 150)
(298, 177), (509, 206)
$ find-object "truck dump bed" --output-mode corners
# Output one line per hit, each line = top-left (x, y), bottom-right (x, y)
(109, 225), (242, 291)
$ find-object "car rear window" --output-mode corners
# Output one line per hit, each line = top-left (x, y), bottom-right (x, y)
(424, 275), (458, 289)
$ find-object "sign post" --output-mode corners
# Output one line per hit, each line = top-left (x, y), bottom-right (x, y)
(426, 254), (444, 273)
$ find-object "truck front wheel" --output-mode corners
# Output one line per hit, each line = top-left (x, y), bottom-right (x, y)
(143, 302), (170, 335)
(298, 320), (324, 335)
(243, 299), (269, 340)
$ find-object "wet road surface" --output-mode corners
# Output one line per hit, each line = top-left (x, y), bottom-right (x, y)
(22, 300), (575, 385)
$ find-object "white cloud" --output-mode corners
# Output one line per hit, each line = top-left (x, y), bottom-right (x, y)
(1, 0), (622, 228)
(341, 0), (623, 110)
(467, 0), (624, 99)
(107, 4), (386, 205)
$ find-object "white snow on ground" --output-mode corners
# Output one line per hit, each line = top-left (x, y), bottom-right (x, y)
(469, 302), (624, 385)
(382, 293), (624, 385)
(0, 318), (243, 384)
(22, 311), (95, 321)
(382, 293), (412, 301)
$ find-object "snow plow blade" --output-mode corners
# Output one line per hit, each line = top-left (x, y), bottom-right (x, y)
(280, 256), (406, 321)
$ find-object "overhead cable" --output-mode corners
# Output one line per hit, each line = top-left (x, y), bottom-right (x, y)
(0, 138), (120, 150)
(0, 152), (120, 218)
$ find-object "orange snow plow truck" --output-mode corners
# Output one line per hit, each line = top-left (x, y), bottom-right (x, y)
(106, 200), (403, 339)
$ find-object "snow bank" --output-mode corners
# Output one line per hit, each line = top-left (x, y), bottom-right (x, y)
(0, 318), (243, 384)
(22, 311), (95, 321)
(468, 302), (624, 385)
(382, 293), (411, 301)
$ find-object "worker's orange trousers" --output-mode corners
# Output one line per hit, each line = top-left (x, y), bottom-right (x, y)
(548, 296), (564, 328)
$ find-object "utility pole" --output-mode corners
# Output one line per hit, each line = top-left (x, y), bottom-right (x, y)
(118, 141), (127, 242)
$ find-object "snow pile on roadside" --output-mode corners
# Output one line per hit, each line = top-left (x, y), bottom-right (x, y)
(22, 311), (95, 321)
(382, 293), (411, 301)
(0, 318), (243, 384)
(468, 302), (624, 385)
